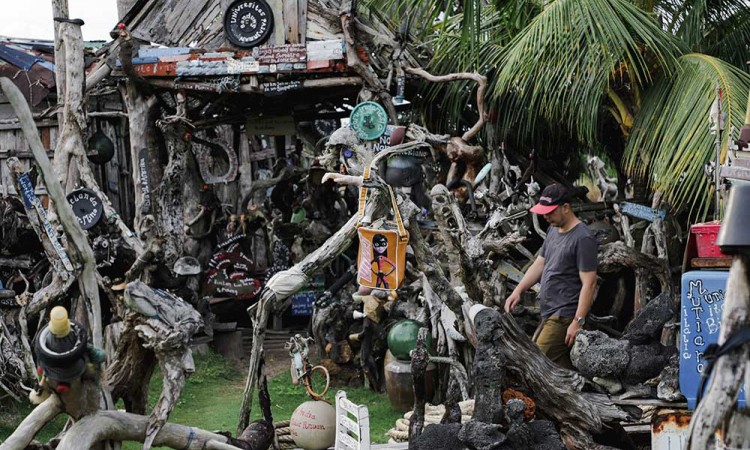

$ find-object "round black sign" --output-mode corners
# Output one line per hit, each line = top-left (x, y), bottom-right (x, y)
(223, 0), (274, 48)
(66, 188), (103, 230)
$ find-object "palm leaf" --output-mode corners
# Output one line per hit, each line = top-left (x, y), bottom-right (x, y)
(661, 0), (750, 68)
(491, 0), (685, 146)
(622, 53), (750, 219)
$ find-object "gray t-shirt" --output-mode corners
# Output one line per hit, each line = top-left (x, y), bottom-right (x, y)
(539, 223), (598, 319)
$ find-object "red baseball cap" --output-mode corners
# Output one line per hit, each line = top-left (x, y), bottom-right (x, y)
(530, 183), (570, 215)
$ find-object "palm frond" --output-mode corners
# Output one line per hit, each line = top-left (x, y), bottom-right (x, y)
(700, 6), (750, 69)
(491, 0), (685, 146)
(622, 53), (750, 220)
(660, 0), (750, 68)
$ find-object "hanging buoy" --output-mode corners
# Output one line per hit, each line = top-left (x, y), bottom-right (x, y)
(35, 306), (88, 384)
(289, 400), (336, 450)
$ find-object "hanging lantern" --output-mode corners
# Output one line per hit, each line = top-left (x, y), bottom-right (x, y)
(87, 130), (115, 165)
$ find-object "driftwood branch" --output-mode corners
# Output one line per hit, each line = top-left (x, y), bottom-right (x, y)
(488, 309), (628, 447)
(115, 281), (202, 450)
(404, 68), (487, 142)
(0, 394), (63, 450)
(340, 2), (398, 123)
(55, 410), (238, 450)
(598, 241), (670, 294)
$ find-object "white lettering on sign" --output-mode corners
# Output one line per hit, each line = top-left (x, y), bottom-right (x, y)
(227, 59), (260, 74)
(685, 278), (725, 374)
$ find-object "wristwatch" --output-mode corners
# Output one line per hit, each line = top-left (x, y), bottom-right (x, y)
(576, 316), (586, 326)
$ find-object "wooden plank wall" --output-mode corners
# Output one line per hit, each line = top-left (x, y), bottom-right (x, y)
(96, 118), (134, 222)
(0, 118), (133, 223)
(130, 0), (326, 48)
(0, 124), (58, 196)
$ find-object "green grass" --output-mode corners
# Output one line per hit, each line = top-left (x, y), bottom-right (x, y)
(1, 351), (403, 448)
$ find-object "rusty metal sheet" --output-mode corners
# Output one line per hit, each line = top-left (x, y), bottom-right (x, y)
(651, 409), (690, 449)
(134, 61), (178, 77)
(0, 61), (53, 107)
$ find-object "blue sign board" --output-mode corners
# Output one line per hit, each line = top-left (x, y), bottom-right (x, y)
(620, 201), (667, 222)
(291, 291), (319, 316)
(680, 270), (746, 409)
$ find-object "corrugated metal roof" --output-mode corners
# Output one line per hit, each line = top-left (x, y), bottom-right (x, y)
(0, 37), (57, 107)
(0, 44), (56, 72)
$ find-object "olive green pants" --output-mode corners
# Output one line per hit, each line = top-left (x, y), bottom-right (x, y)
(534, 316), (574, 370)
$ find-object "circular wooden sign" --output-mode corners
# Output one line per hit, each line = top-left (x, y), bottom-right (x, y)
(349, 101), (388, 141)
(223, 0), (274, 48)
(66, 188), (103, 230)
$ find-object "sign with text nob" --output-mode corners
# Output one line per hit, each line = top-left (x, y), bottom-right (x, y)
(680, 270), (746, 409)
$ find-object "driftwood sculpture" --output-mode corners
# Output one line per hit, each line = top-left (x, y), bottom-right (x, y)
(405, 68), (487, 188)
(110, 281), (203, 450)
(687, 255), (750, 449)
(409, 328), (430, 443)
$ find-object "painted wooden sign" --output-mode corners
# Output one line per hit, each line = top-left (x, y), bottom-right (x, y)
(620, 201), (667, 222)
(256, 43), (307, 64)
(174, 77), (240, 93)
(138, 148), (152, 214)
(291, 291), (319, 316)
(306, 39), (343, 62)
(227, 58), (260, 74)
(224, 0), (275, 48)
(18, 173), (74, 271)
(246, 115), (296, 136)
(680, 271), (746, 409)
(261, 79), (302, 96)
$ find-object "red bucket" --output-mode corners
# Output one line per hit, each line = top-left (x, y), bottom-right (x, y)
(691, 221), (729, 258)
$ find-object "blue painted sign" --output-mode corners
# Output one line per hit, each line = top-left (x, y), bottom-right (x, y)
(291, 291), (319, 316)
(680, 270), (746, 409)
(17, 173), (74, 272)
(621, 201), (667, 222)
(18, 173), (35, 209)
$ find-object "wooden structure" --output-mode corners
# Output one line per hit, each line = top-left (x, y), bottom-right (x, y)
(0, 37), (133, 218)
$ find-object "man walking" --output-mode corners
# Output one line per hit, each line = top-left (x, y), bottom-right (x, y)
(504, 184), (598, 369)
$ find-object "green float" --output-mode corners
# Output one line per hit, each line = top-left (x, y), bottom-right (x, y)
(387, 319), (431, 361)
